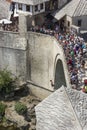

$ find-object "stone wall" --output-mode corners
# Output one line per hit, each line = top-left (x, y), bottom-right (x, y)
(27, 32), (70, 92)
(0, 0), (10, 19)
(58, 0), (68, 9)
(27, 15), (45, 30)
(0, 30), (70, 98)
(72, 15), (87, 31)
(0, 31), (27, 80)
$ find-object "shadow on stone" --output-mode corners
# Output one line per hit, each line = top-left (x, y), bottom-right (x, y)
(0, 86), (30, 102)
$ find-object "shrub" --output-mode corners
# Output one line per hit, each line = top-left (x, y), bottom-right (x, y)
(0, 69), (15, 95)
(15, 102), (27, 115)
(0, 102), (6, 116)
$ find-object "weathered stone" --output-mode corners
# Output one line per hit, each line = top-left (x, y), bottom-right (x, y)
(29, 125), (36, 130)
(0, 31), (70, 99)
(24, 112), (31, 122)
(4, 92), (14, 100)
(35, 86), (82, 130)
(31, 118), (36, 125)
(0, 0), (10, 19)
(20, 124), (30, 130)
(5, 106), (29, 130)
(3, 94), (40, 130)
(66, 87), (87, 130)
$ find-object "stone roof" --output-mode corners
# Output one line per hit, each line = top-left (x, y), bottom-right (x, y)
(12, 0), (49, 5)
(73, 0), (87, 16)
(0, 0), (10, 19)
(36, 86), (87, 130)
(66, 87), (87, 130)
(53, 0), (87, 20)
(35, 86), (82, 130)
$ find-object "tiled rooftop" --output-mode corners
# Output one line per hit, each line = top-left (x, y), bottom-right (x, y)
(12, 0), (49, 5)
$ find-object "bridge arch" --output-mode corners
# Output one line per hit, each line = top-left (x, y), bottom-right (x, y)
(54, 59), (66, 90)
(54, 53), (67, 90)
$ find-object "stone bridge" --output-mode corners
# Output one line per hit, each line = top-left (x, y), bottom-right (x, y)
(0, 31), (70, 99)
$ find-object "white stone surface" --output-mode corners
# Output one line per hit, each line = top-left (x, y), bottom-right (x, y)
(35, 86), (82, 130)
(0, 0), (10, 19)
(66, 88), (87, 130)
(12, 0), (49, 5)
(0, 31), (27, 80)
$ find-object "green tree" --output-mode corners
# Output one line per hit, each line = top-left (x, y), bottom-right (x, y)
(0, 68), (15, 95)
(0, 102), (6, 116)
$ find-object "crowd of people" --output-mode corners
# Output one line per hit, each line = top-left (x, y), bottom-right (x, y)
(0, 17), (18, 32)
(29, 24), (87, 89)
(56, 30), (86, 89)
(0, 14), (87, 89)
(0, 23), (18, 32)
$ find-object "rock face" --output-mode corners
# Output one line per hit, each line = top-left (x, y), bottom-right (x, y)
(5, 105), (29, 130)
(35, 86), (82, 130)
(4, 95), (40, 130)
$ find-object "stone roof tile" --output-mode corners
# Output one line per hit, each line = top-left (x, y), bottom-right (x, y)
(12, 0), (49, 5)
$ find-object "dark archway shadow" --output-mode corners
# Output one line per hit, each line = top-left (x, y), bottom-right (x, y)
(54, 59), (66, 90)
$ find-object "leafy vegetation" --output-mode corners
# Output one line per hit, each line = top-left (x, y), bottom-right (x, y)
(0, 68), (15, 95)
(15, 102), (27, 115)
(0, 102), (6, 117)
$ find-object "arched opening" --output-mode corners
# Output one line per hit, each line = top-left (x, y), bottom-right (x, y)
(54, 59), (66, 89)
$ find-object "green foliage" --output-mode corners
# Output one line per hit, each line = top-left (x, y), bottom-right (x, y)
(2, 116), (7, 122)
(0, 103), (6, 116)
(15, 102), (27, 115)
(0, 69), (15, 95)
